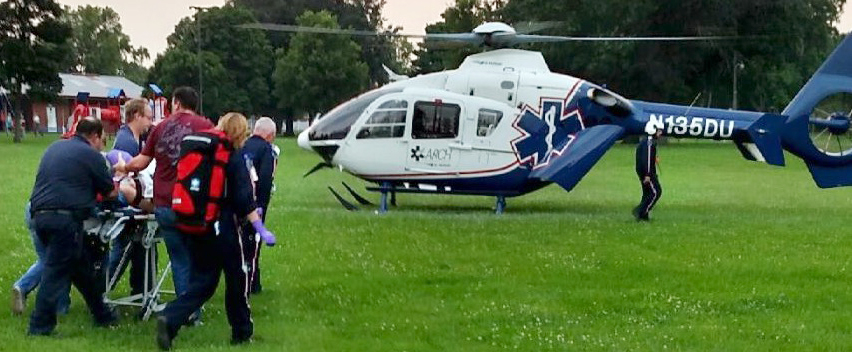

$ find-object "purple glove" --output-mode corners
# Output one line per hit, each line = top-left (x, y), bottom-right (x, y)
(106, 150), (132, 167)
(256, 207), (263, 218)
(252, 219), (276, 247)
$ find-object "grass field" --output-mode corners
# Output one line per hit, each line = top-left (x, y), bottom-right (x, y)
(1, 135), (852, 351)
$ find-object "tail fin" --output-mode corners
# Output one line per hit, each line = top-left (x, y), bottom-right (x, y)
(780, 35), (852, 188)
(783, 35), (852, 118)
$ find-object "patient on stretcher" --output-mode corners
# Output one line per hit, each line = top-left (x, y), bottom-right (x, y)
(106, 150), (155, 213)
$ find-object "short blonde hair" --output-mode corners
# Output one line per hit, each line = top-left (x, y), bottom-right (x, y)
(124, 98), (148, 123)
(217, 112), (249, 148)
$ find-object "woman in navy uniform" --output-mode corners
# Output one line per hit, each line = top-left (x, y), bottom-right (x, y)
(156, 112), (275, 350)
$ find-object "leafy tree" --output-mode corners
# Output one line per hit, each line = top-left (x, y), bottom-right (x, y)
(148, 4), (273, 120)
(272, 10), (369, 133)
(412, 0), (504, 74)
(231, 0), (406, 85)
(63, 5), (149, 84)
(148, 48), (236, 119)
(0, 0), (72, 143)
(504, 0), (846, 111)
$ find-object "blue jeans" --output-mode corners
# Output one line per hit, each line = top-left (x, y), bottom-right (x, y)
(14, 203), (70, 314)
(155, 207), (191, 298)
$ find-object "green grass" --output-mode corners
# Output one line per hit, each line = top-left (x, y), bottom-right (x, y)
(1, 135), (852, 351)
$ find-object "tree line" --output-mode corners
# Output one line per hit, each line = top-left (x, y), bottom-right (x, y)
(1, 0), (847, 143)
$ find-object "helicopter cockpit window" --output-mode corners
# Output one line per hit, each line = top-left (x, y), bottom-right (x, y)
(412, 101), (460, 139)
(356, 99), (408, 139)
(476, 109), (503, 137)
(377, 100), (408, 109)
(309, 88), (402, 141)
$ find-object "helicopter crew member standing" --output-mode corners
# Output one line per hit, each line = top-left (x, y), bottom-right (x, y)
(27, 117), (119, 335)
(633, 124), (663, 221)
(240, 117), (278, 294)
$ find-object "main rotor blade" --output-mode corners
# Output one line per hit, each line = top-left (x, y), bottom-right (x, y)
(512, 21), (563, 34)
(499, 33), (747, 46)
(424, 33), (484, 45)
(238, 23), (427, 39)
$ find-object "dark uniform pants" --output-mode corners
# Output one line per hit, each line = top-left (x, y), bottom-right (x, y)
(161, 227), (252, 341)
(29, 213), (114, 335)
(241, 222), (262, 294)
(636, 175), (662, 219)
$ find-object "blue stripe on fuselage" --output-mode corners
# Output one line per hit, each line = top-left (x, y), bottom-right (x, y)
(361, 167), (549, 196)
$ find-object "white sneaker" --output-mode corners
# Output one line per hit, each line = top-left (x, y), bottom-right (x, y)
(11, 286), (25, 316)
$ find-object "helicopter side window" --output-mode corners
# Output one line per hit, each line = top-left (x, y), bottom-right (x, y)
(412, 101), (460, 139)
(356, 100), (408, 139)
(476, 109), (503, 137)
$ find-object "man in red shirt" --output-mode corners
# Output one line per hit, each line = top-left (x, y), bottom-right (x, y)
(119, 87), (212, 320)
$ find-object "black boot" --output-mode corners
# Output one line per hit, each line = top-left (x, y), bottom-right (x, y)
(156, 316), (174, 351)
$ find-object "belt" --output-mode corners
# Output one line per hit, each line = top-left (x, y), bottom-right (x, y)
(33, 209), (75, 216)
(32, 209), (89, 220)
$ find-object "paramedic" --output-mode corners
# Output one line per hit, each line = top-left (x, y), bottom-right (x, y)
(27, 117), (119, 335)
(156, 113), (276, 350)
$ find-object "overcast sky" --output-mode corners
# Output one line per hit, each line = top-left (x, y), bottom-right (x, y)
(55, 0), (852, 63)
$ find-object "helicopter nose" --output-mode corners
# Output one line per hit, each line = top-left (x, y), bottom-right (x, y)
(297, 129), (311, 151)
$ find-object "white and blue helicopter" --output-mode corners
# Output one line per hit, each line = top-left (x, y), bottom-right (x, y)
(247, 22), (852, 213)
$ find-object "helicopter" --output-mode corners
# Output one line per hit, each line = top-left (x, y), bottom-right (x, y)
(244, 21), (852, 213)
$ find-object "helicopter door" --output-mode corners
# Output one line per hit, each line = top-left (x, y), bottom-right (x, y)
(406, 100), (463, 173)
(467, 107), (505, 165)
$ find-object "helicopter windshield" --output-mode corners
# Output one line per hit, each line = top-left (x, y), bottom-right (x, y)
(309, 88), (404, 141)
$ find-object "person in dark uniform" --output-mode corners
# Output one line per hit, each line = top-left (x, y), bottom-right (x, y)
(28, 117), (119, 335)
(157, 113), (276, 350)
(633, 124), (663, 221)
(240, 116), (277, 294)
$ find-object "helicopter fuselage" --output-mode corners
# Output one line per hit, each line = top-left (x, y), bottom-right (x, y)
(300, 49), (613, 196)
(298, 38), (852, 197)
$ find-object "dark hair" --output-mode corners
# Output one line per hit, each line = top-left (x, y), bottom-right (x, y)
(75, 117), (103, 138)
(172, 86), (199, 112)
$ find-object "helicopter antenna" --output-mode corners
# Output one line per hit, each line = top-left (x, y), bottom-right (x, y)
(684, 92), (702, 117)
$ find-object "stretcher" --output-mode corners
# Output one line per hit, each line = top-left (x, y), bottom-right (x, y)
(85, 207), (172, 320)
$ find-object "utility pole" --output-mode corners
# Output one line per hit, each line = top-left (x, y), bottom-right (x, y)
(190, 6), (210, 115)
(732, 52), (745, 110)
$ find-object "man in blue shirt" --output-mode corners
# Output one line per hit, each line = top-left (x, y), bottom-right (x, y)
(28, 117), (119, 336)
(107, 98), (154, 300)
(240, 117), (278, 294)
(113, 98), (153, 156)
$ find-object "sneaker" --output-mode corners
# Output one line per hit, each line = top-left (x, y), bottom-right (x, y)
(11, 286), (25, 316)
(156, 316), (173, 351)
